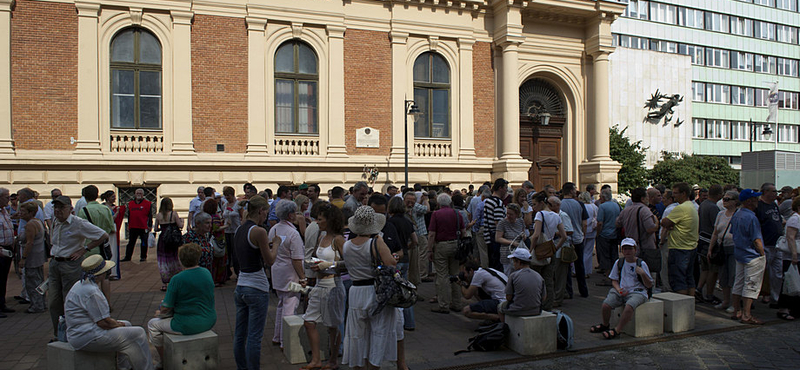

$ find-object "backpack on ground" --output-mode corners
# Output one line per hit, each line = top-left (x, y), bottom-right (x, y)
(555, 310), (574, 350)
(616, 257), (652, 298)
(454, 322), (509, 355)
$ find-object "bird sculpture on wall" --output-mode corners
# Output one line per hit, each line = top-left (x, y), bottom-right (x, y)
(643, 89), (683, 127)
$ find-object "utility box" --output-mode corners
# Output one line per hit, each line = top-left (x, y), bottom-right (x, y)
(741, 150), (800, 190)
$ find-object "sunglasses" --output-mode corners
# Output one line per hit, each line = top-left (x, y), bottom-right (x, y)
(723, 197), (735, 201)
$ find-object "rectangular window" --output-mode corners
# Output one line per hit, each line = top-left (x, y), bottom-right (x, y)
(619, 35), (648, 49)
(777, 25), (798, 44)
(732, 121), (750, 141)
(707, 120), (731, 140)
(755, 123), (775, 142)
(650, 40), (678, 53)
(705, 48), (730, 68)
(755, 88), (770, 107)
(777, 0), (798, 11)
(693, 118), (706, 138)
(777, 58), (799, 77)
(649, 2), (677, 24)
(731, 51), (754, 71)
(779, 125), (800, 143)
(754, 55), (777, 74)
(705, 12), (730, 33)
(730, 16), (753, 37)
(732, 86), (755, 106)
(679, 44), (704, 65)
(678, 7), (704, 29)
(706, 83), (730, 104)
(779, 91), (800, 110)
(754, 0), (776, 6)
(624, 0), (649, 20)
(754, 21), (776, 40)
(692, 82), (706, 102)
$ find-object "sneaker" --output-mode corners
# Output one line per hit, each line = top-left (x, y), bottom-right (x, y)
(714, 302), (728, 310)
(725, 306), (736, 313)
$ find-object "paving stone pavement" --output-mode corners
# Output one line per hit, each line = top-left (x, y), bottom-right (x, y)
(0, 250), (794, 370)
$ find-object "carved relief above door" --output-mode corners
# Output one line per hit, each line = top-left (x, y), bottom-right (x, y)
(519, 78), (566, 191)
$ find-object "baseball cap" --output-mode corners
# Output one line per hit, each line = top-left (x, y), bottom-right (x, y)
(507, 247), (532, 262)
(52, 195), (72, 206)
(620, 237), (637, 248)
(739, 189), (762, 202)
(299, 184), (309, 190)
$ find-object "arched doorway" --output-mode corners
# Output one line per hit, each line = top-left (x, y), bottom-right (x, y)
(519, 78), (566, 191)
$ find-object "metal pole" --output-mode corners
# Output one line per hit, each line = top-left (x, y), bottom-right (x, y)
(749, 118), (753, 153)
(404, 101), (409, 189)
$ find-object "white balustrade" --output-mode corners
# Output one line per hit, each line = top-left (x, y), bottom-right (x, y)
(413, 140), (452, 157)
(274, 137), (320, 156)
(109, 132), (164, 153)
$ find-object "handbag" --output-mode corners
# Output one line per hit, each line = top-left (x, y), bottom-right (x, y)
(210, 236), (225, 258)
(534, 214), (556, 260)
(162, 212), (184, 250)
(370, 237), (417, 315)
(453, 209), (473, 263)
(777, 214), (800, 255)
(710, 211), (735, 266)
(560, 244), (578, 263)
(82, 208), (113, 260)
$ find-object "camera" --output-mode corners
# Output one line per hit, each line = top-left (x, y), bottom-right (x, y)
(448, 272), (466, 283)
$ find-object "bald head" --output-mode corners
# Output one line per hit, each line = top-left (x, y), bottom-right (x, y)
(548, 196), (561, 212)
(647, 188), (662, 205)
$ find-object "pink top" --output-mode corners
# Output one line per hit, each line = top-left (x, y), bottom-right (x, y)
(268, 220), (304, 292)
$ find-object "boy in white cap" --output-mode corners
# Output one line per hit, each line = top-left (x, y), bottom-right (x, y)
(590, 237), (653, 339)
(498, 248), (545, 322)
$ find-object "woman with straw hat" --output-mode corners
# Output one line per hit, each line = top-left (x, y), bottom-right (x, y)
(64, 254), (154, 369)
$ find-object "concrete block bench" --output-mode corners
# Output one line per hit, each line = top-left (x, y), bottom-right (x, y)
(47, 341), (116, 370)
(504, 311), (557, 356)
(164, 330), (219, 370)
(283, 315), (331, 364)
(612, 299), (664, 338)
(653, 292), (695, 333)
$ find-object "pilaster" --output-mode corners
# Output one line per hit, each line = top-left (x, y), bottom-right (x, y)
(170, 10), (195, 155)
(457, 37), (476, 160)
(389, 31), (409, 159)
(0, 0), (14, 155)
(326, 24), (348, 158)
(74, 1), (102, 154)
(246, 16), (268, 156)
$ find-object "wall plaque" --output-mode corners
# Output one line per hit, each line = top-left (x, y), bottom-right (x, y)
(356, 127), (380, 148)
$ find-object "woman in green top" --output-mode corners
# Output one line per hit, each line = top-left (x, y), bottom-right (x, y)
(147, 243), (216, 368)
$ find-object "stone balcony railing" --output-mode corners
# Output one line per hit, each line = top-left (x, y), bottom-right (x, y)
(109, 131), (164, 153)
(274, 136), (320, 155)
(414, 139), (452, 157)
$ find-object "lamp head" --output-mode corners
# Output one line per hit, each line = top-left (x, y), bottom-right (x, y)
(762, 124), (773, 141)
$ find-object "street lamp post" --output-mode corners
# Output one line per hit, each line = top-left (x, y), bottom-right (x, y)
(404, 100), (421, 189)
(749, 118), (773, 152)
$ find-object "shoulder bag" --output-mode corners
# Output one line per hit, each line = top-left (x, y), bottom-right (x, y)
(777, 213), (800, 255)
(453, 209), (473, 264)
(710, 211), (736, 265)
(533, 213), (556, 261)
(82, 208), (113, 260)
(162, 212), (184, 250)
(371, 237), (417, 316)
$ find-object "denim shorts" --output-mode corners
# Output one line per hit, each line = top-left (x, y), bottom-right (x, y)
(668, 248), (696, 291)
(469, 299), (500, 314)
(602, 288), (648, 310)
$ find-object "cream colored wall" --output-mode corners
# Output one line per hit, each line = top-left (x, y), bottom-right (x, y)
(1, 0), (625, 200)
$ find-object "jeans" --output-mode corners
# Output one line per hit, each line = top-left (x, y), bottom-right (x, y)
(668, 248), (696, 292)
(488, 241), (502, 271)
(764, 245), (783, 302)
(595, 236), (618, 272)
(24, 266), (46, 312)
(125, 228), (149, 260)
(0, 245), (12, 309)
(234, 285), (270, 370)
(397, 263), (415, 329)
(566, 243), (589, 297)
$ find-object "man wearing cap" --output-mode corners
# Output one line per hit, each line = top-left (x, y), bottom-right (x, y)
(65, 255), (153, 369)
(483, 178), (508, 270)
(48, 195), (109, 338)
(730, 189), (767, 324)
(757, 183), (785, 306)
(590, 237), (653, 339)
(498, 248), (545, 321)
(188, 186), (206, 231)
(661, 182), (699, 297)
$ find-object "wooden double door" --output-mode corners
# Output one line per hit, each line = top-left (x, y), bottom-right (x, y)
(519, 117), (563, 191)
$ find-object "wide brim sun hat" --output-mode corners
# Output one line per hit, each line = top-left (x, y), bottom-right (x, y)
(347, 206), (386, 236)
(81, 254), (116, 276)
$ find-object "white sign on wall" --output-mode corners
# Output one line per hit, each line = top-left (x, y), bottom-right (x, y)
(356, 127), (380, 148)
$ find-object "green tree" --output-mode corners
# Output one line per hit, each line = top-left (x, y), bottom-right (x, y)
(647, 152), (739, 189)
(610, 125), (649, 194)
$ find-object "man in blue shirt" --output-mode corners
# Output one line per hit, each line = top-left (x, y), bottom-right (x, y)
(560, 182), (589, 298)
(730, 189), (766, 325)
(595, 189), (621, 285)
(755, 182), (784, 305)
(467, 185), (490, 268)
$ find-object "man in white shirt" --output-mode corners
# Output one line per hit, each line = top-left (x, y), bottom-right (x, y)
(459, 261), (507, 323)
(187, 186), (205, 231)
(43, 188), (61, 232)
(47, 195), (109, 338)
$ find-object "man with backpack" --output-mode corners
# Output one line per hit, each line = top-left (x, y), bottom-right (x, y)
(459, 261), (508, 324)
(590, 238), (653, 339)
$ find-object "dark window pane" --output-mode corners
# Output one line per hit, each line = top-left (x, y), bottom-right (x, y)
(298, 81), (317, 133)
(414, 88), (429, 137)
(431, 89), (449, 137)
(111, 29), (135, 63)
(413, 53), (430, 83)
(275, 43), (294, 73)
(139, 96), (161, 129)
(275, 79), (295, 133)
(431, 54), (449, 84)
(112, 69), (135, 94)
(138, 31), (161, 64)
(298, 43), (317, 75)
(139, 71), (161, 96)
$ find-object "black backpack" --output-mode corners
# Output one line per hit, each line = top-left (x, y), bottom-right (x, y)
(454, 322), (509, 355)
(616, 257), (652, 298)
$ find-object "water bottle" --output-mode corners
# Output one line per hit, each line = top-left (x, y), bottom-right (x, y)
(36, 280), (48, 295)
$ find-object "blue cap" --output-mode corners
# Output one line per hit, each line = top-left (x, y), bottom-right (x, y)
(739, 189), (762, 202)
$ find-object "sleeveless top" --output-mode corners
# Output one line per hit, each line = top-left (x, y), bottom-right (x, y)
(235, 220), (263, 273)
(342, 237), (375, 281)
(21, 219), (46, 268)
(315, 231), (339, 276)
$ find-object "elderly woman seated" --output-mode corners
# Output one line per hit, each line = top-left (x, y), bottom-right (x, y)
(147, 243), (216, 368)
(64, 255), (154, 370)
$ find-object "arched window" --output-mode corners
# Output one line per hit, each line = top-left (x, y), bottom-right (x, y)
(275, 40), (318, 134)
(413, 52), (450, 138)
(110, 27), (162, 130)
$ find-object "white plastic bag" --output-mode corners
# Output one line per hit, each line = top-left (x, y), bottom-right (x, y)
(148, 232), (156, 248)
(783, 264), (800, 297)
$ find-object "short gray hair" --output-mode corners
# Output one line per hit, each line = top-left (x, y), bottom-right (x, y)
(547, 196), (561, 207)
(437, 193), (452, 207)
(578, 191), (592, 204)
(600, 189), (613, 201)
(276, 199), (297, 220)
(194, 212), (212, 225)
(480, 185), (491, 197)
(522, 181), (534, 191)
(353, 181), (369, 192)
(724, 190), (740, 204)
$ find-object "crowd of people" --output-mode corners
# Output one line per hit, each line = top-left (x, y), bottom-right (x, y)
(1, 178), (799, 368)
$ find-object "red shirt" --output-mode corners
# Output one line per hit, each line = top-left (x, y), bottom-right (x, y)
(428, 206), (464, 242)
(127, 200), (152, 229)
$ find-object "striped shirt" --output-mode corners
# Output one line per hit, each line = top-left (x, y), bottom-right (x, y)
(409, 203), (429, 235)
(0, 208), (13, 246)
(483, 196), (506, 244)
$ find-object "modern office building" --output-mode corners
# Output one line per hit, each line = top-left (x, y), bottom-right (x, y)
(610, 0), (800, 168)
(0, 0), (627, 209)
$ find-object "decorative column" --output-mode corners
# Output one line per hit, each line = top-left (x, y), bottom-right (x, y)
(457, 37), (476, 160)
(170, 10), (195, 155)
(0, 0), (14, 154)
(389, 31), (409, 160)
(499, 40), (521, 160)
(326, 24), (347, 157)
(74, 1), (102, 154)
(588, 51), (611, 162)
(246, 16), (268, 155)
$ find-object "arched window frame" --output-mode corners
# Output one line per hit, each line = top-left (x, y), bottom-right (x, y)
(413, 51), (451, 138)
(109, 27), (162, 130)
(274, 39), (319, 135)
